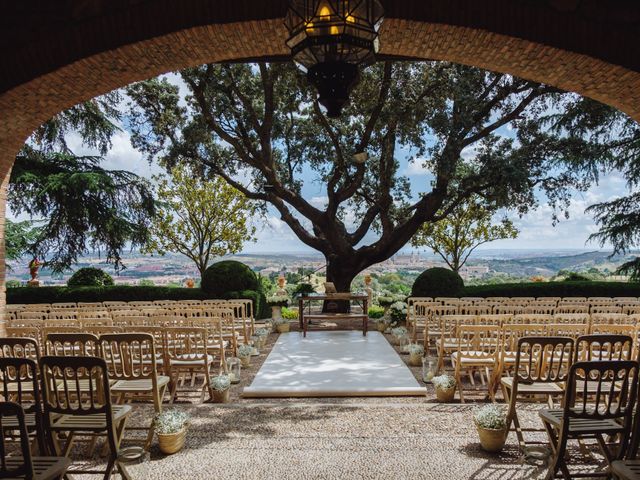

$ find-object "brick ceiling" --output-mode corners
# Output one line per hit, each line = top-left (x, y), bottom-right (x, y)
(1, 0), (639, 95)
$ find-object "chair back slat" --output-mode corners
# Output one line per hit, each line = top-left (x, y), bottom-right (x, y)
(514, 336), (574, 383)
(0, 402), (34, 478)
(575, 334), (634, 362)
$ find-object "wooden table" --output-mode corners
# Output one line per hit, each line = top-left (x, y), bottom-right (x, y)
(298, 294), (369, 337)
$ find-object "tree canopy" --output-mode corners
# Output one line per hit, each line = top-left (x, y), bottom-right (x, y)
(8, 93), (156, 272)
(411, 196), (519, 272)
(143, 164), (256, 279)
(126, 60), (637, 288)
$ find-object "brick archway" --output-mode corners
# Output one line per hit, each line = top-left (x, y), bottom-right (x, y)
(1, 15), (639, 327)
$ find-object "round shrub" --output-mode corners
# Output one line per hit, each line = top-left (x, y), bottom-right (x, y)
(67, 267), (114, 287)
(411, 267), (464, 297)
(201, 261), (259, 296)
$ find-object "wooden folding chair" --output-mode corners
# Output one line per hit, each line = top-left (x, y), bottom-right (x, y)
(501, 336), (574, 449)
(540, 360), (639, 479)
(39, 355), (132, 479)
(164, 327), (214, 402)
(0, 357), (47, 454)
(0, 337), (40, 362)
(100, 333), (170, 449)
(44, 332), (100, 357)
(0, 401), (70, 479)
(451, 324), (501, 402)
(435, 315), (476, 372)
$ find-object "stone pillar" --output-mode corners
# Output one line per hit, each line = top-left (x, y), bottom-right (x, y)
(0, 167), (10, 336)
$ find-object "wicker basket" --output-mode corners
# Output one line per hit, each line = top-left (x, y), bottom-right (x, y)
(408, 353), (422, 366)
(475, 422), (507, 453)
(240, 356), (251, 368)
(158, 428), (187, 455)
(376, 322), (387, 332)
(276, 323), (290, 333)
(212, 388), (230, 404)
(435, 385), (456, 402)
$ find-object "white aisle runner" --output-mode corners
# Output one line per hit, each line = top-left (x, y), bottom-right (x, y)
(243, 331), (427, 397)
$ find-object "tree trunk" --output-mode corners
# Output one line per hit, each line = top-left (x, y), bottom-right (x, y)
(323, 255), (361, 313)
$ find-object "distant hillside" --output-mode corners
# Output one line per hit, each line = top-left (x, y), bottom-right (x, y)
(487, 251), (633, 277)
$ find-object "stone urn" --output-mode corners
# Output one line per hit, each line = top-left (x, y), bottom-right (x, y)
(271, 305), (283, 321)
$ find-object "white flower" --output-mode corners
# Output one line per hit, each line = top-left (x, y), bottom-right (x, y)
(154, 409), (190, 434)
(408, 343), (424, 355)
(474, 404), (507, 430)
(432, 374), (456, 390)
(211, 374), (231, 392)
(238, 344), (254, 358)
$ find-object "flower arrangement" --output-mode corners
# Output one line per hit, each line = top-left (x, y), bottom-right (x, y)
(407, 343), (424, 355)
(255, 328), (270, 337)
(155, 409), (190, 435)
(474, 404), (508, 452)
(474, 405), (507, 430)
(272, 317), (289, 326)
(389, 301), (408, 323)
(267, 294), (289, 307)
(391, 326), (408, 338)
(211, 374), (231, 392)
(432, 374), (456, 390)
(238, 344), (253, 358)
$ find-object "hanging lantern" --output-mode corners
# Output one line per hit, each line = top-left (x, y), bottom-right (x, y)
(285, 0), (384, 118)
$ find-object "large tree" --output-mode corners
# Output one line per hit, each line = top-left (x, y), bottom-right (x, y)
(411, 196), (518, 272)
(8, 93), (156, 272)
(126, 61), (633, 290)
(143, 164), (256, 279)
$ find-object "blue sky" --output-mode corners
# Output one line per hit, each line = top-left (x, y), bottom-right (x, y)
(8, 72), (632, 255)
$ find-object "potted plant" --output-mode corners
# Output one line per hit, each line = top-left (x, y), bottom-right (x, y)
(155, 409), (190, 455)
(267, 294), (289, 321)
(391, 326), (408, 346)
(374, 317), (390, 333)
(293, 282), (315, 298)
(211, 374), (231, 403)
(272, 317), (290, 333)
(474, 404), (508, 453)
(238, 344), (253, 368)
(432, 374), (457, 402)
(407, 343), (424, 366)
(255, 327), (269, 348)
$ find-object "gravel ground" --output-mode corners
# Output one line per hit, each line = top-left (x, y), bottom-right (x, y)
(67, 326), (609, 479)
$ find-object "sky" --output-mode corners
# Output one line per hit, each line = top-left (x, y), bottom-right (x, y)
(8, 72), (634, 255)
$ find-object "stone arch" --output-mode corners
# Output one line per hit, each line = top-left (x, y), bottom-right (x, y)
(1, 14), (639, 327)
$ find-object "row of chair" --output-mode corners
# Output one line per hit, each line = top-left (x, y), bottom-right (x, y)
(408, 302), (640, 318)
(408, 296), (640, 306)
(495, 334), (640, 478)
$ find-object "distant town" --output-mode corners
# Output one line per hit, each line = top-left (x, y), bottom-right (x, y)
(7, 249), (636, 287)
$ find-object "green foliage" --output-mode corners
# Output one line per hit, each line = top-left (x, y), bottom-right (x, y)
(368, 305), (385, 319)
(293, 283), (315, 297)
(563, 272), (591, 282)
(9, 148), (155, 272)
(67, 267), (114, 287)
(5, 280), (22, 289)
(201, 261), (259, 297)
(412, 267), (464, 297)
(461, 281), (640, 297)
(138, 279), (155, 286)
(5, 220), (43, 263)
(143, 164), (256, 278)
(412, 195), (519, 272)
(281, 307), (299, 320)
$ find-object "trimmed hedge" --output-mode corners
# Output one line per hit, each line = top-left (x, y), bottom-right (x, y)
(6, 286), (270, 319)
(461, 281), (640, 298)
(412, 267), (464, 297)
(68, 267), (114, 287)
(201, 261), (259, 297)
